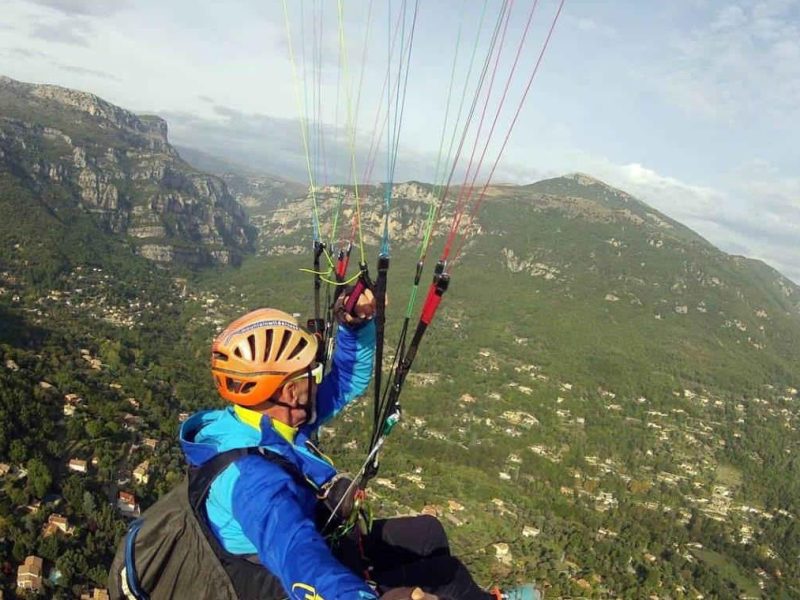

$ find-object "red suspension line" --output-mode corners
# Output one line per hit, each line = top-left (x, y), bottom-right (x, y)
(422, 0), (512, 262)
(448, 0), (540, 253)
(450, 0), (567, 267)
(442, 0), (515, 261)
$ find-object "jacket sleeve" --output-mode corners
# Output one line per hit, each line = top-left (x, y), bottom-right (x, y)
(231, 455), (377, 600)
(312, 320), (376, 428)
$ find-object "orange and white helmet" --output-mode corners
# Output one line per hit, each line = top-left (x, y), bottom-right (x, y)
(210, 308), (318, 407)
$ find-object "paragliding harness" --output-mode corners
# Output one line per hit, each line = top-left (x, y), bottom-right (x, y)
(109, 446), (359, 600)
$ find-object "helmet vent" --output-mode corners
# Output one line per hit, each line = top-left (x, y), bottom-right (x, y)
(241, 382), (256, 394)
(212, 351), (228, 362)
(247, 334), (257, 362)
(233, 347), (242, 358)
(276, 329), (291, 360)
(225, 377), (241, 393)
(264, 328), (274, 362)
(286, 338), (308, 360)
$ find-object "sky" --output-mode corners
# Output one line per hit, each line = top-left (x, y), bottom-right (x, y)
(1, 0), (798, 283)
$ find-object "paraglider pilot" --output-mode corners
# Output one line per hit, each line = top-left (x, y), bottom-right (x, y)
(180, 291), (541, 600)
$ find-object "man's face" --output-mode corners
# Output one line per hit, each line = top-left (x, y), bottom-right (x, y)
(281, 362), (322, 427)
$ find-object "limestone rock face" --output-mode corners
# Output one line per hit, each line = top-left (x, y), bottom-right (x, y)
(249, 181), (479, 256)
(0, 76), (254, 266)
(28, 80), (172, 153)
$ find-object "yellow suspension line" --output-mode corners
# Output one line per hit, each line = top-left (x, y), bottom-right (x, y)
(299, 269), (362, 287)
(282, 0), (335, 270)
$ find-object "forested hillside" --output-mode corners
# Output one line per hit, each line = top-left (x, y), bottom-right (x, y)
(1, 107), (799, 597)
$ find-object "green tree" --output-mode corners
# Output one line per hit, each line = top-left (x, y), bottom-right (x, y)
(61, 476), (86, 511)
(87, 564), (109, 587)
(66, 417), (84, 440)
(99, 339), (122, 371)
(9, 439), (27, 464)
(6, 483), (29, 508)
(11, 530), (34, 563)
(85, 420), (104, 439)
(25, 458), (52, 498)
(56, 549), (88, 588)
(0, 514), (10, 538)
(37, 533), (59, 562)
(82, 491), (96, 516)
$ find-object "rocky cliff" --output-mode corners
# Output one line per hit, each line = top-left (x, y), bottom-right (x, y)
(248, 181), (481, 256)
(0, 76), (254, 266)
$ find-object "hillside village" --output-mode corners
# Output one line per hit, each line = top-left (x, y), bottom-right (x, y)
(321, 340), (799, 597)
(3, 227), (799, 596)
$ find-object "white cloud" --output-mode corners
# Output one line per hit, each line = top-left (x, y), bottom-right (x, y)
(562, 156), (723, 222)
(164, 106), (443, 187)
(655, 2), (800, 124)
(577, 157), (800, 284)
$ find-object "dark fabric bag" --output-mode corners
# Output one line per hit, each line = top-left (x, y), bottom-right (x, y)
(108, 447), (303, 600)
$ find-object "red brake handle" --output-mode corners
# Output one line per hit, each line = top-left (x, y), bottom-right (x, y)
(343, 277), (369, 316)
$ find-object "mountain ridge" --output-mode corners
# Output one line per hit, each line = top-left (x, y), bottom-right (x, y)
(237, 171), (800, 313)
(0, 75), (254, 268)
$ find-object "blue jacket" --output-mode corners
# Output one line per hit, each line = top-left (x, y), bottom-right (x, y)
(180, 321), (378, 600)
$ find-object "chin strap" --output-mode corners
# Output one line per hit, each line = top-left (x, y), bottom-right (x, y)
(268, 378), (316, 425)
